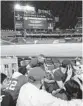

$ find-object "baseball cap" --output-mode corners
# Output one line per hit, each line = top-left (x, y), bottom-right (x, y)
(62, 59), (71, 68)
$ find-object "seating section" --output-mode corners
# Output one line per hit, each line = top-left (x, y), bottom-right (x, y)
(1, 30), (82, 44)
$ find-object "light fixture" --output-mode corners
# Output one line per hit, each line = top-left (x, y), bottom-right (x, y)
(14, 4), (35, 11)
(14, 4), (21, 10)
(24, 5), (35, 11)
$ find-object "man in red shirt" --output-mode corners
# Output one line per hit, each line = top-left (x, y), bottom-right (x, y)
(53, 60), (74, 87)
(5, 66), (28, 105)
(26, 54), (46, 76)
(43, 60), (74, 94)
(27, 54), (45, 68)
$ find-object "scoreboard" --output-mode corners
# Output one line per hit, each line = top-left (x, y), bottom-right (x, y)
(24, 17), (48, 29)
(14, 10), (54, 36)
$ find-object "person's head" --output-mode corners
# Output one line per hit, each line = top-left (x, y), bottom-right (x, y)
(18, 66), (27, 75)
(37, 54), (45, 64)
(64, 79), (82, 100)
(76, 61), (81, 66)
(75, 57), (81, 66)
(0, 73), (8, 90)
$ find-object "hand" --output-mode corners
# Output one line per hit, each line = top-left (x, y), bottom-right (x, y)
(65, 65), (73, 82)
(41, 79), (44, 84)
(52, 89), (61, 96)
(67, 65), (72, 70)
(0, 95), (5, 103)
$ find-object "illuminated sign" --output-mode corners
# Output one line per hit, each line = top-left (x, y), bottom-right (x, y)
(24, 17), (48, 29)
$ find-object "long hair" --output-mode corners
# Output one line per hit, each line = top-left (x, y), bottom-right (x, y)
(18, 66), (27, 75)
(1, 73), (7, 84)
(64, 79), (82, 100)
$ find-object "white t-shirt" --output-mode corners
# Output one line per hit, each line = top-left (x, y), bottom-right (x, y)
(16, 83), (83, 106)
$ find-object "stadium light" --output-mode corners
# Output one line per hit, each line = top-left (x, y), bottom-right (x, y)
(14, 4), (35, 11)
(14, 4), (21, 10)
(24, 5), (35, 11)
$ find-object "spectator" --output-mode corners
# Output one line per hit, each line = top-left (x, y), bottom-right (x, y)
(73, 58), (83, 75)
(41, 60), (74, 94)
(4, 66), (28, 105)
(52, 60), (74, 88)
(1, 73), (8, 90)
(42, 71), (59, 93)
(26, 54), (46, 72)
(0, 73), (14, 106)
(16, 75), (83, 106)
(53, 78), (82, 100)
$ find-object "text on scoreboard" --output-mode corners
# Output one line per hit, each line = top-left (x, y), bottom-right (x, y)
(24, 17), (48, 29)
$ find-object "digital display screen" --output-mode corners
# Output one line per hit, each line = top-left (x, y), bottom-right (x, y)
(24, 17), (48, 29)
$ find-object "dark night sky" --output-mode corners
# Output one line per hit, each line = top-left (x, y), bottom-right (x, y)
(1, 1), (82, 30)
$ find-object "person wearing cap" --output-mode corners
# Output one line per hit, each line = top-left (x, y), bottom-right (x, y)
(52, 64), (82, 100)
(26, 54), (46, 80)
(53, 60), (74, 82)
(41, 60), (73, 93)
(51, 59), (74, 95)
(4, 66), (28, 106)
(26, 54), (46, 71)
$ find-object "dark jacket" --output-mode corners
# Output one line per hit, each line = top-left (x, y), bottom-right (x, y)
(1, 90), (15, 106)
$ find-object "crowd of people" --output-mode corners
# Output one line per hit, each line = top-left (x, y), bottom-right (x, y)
(0, 54), (83, 106)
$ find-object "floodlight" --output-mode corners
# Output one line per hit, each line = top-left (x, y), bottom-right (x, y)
(14, 4), (21, 10)
(24, 5), (35, 11)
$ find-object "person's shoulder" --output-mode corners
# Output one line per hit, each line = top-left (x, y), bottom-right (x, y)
(33, 66), (43, 70)
(54, 67), (61, 74)
(20, 83), (36, 93)
(19, 75), (28, 81)
(12, 71), (22, 79)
